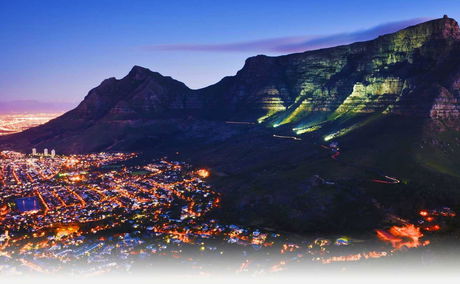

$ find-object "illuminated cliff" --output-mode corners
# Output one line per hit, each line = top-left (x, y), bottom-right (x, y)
(3, 16), (460, 152)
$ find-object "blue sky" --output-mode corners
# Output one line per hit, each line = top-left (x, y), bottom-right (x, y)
(0, 0), (459, 104)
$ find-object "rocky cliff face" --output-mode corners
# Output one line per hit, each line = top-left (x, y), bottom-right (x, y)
(202, 17), (460, 128)
(64, 66), (199, 121)
(2, 17), (460, 153)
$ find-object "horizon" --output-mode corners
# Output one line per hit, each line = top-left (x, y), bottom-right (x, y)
(1, 0), (460, 105)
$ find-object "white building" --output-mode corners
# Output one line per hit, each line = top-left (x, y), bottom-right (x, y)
(51, 149), (56, 158)
(32, 148), (37, 155)
(44, 148), (48, 156)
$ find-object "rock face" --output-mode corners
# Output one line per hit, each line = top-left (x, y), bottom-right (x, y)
(63, 66), (198, 121)
(3, 17), (460, 152)
(202, 17), (460, 126)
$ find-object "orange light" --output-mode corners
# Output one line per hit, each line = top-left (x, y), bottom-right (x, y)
(377, 224), (429, 250)
(56, 225), (80, 238)
(424, 216), (434, 222)
(419, 210), (429, 217)
(424, 224), (440, 231)
(196, 169), (210, 178)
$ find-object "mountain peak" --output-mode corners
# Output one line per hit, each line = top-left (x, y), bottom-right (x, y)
(405, 16), (460, 40)
(130, 65), (151, 72)
(127, 65), (154, 79)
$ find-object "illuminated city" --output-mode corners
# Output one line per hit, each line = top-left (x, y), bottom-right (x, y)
(0, 113), (63, 136)
(0, 150), (455, 276)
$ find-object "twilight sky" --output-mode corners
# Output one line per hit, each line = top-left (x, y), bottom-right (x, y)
(1, 0), (459, 105)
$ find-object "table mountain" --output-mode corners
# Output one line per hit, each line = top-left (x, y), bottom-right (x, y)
(3, 16), (460, 153)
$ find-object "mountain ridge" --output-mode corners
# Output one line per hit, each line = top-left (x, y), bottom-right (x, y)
(2, 16), (460, 153)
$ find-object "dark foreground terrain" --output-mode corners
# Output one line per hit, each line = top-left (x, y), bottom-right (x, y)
(0, 150), (458, 276)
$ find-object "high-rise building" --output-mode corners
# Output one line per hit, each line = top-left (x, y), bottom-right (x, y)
(51, 149), (56, 158)
(32, 148), (37, 155)
(44, 148), (48, 156)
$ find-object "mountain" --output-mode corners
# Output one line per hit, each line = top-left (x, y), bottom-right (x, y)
(203, 15), (460, 125)
(2, 16), (460, 233)
(4, 16), (460, 151)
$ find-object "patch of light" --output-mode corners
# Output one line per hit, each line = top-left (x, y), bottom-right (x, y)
(324, 133), (336, 142)
(257, 94), (286, 124)
(322, 114), (380, 141)
(295, 125), (321, 135)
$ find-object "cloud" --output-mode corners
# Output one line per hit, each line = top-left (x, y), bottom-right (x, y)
(144, 18), (431, 54)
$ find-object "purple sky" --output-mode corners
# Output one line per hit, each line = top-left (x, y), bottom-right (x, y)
(1, 0), (459, 108)
(146, 18), (430, 53)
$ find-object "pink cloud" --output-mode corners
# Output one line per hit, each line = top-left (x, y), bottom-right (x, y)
(143, 18), (431, 54)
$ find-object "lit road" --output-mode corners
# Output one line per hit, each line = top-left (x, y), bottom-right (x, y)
(272, 134), (302, 141)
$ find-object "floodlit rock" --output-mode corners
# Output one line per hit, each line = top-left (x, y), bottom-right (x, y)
(3, 16), (460, 152)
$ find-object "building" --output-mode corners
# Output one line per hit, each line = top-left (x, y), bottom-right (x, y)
(32, 148), (37, 155)
(51, 149), (56, 158)
(44, 148), (48, 156)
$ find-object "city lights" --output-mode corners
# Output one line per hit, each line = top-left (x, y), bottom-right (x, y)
(0, 150), (455, 276)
